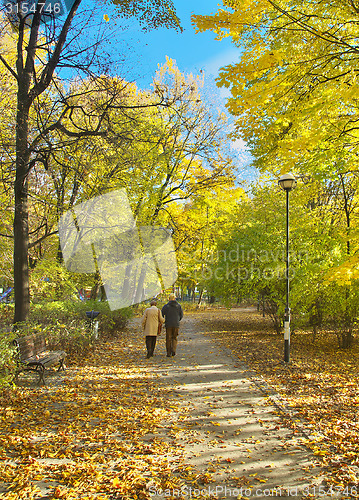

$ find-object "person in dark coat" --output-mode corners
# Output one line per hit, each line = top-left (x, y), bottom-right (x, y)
(161, 293), (183, 357)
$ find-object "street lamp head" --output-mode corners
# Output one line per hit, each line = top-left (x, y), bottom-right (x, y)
(278, 173), (297, 191)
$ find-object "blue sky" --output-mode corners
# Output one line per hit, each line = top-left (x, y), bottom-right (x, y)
(118, 0), (239, 90)
(92, 0), (254, 178)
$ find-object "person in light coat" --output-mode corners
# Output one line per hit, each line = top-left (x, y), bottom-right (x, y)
(142, 300), (164, 358)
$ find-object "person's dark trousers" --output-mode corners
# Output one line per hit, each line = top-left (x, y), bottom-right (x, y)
(166, 327), (179, 356)
(146, 336), (157, 357)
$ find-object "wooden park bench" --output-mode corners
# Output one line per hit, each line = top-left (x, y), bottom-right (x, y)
(13, 334), (66, 386)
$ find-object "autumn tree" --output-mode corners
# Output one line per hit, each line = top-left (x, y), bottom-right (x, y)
(193, 0), (359, 173)
(0, 55), (242, 305)
(193, 0), (359, 343)
(44, 58), (239, 230)
(174, 184), (244, 303)
(93, 60), (241, 304)
(205, 182), (291, 330)
(0, 0), (181, 323)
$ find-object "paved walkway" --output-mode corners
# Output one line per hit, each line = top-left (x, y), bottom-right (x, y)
(132, 309), (333, 500)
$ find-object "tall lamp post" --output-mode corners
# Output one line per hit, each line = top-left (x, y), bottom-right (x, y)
(278, 173), (297, 363)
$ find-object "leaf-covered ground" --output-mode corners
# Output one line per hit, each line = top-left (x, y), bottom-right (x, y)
(1, 308), (358, 499)
(0, 331), (205, 499)
(201, 308), (359, 493)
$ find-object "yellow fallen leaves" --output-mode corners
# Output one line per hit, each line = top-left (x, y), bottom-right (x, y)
(112, 477), (121, 488)
(203, 309), (359, 489)
(0, 332), (199, 499)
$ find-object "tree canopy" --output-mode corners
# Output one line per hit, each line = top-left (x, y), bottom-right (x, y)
(193, 0), (359, 177)
(192, 0), (359, 345)
(0, 0), (182, 322)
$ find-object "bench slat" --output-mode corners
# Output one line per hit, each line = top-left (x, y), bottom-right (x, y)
(16, 335), (46, 362)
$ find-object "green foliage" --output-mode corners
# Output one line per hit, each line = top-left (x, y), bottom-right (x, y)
(0, 308), (16, 388)
(0, 303), (14, 326)
(205, 183), (287, 325)
(0, 331), (16, 388)
(81, 301), (133, 337)
(0, 300), (133, 386)
(30, 259), (78, 301)
(29, 299), (133, 337)
(203, 179), (359, 341)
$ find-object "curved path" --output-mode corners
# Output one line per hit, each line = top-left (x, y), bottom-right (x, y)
(1, 309), (335, 499)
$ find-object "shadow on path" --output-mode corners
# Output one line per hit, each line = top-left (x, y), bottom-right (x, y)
(132, 309), (333, 500)
(0, 309), (335, 500)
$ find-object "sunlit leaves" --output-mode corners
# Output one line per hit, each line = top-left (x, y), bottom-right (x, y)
(193, 0), (359, 179)
(110, 0), (182, 32)
(0, 336), (190, 498)
(203, 309), (359, 488)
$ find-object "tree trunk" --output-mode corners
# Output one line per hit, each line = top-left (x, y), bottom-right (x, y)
(13, 91), (31, 324)
(13, 178), (30, 323)
(262, 292), (265, 317)
(91, 270), (102, 300)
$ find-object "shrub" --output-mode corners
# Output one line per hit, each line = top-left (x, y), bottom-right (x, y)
(0, 331), (17, 388)
(0, 299), (133, 386)
(29, 299), (133, 337)
(0, 303), (14, 326)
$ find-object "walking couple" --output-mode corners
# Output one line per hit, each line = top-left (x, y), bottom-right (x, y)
(142, 294), (183, 358)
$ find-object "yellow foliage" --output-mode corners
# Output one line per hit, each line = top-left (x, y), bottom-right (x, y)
(192, 0), (359, 182)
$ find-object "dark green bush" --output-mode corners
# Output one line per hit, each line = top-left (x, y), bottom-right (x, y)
(0, 331), (17, 388)
(29, 299), (133, 335)
(0, 300), (133, 386)
(0, 303), (14, 327)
